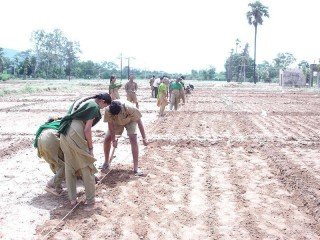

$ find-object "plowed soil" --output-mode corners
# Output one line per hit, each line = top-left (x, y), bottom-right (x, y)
(0, 80), (320, 240)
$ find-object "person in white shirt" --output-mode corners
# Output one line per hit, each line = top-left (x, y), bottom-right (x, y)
(152, 77), (161, 98)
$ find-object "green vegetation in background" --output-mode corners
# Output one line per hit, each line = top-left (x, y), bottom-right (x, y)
(0, 73), (11, 81)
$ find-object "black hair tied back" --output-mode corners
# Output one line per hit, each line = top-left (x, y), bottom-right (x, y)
(109, 101), (122, 115)
(96, 93), (112, 105)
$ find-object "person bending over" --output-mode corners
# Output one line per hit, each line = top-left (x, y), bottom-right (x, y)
(59, 93), (112, 206)
(102, 100), (148, 176)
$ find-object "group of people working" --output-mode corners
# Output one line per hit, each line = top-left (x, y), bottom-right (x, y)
(150, 75), (187, 116)
(34, 77), (148, 206)
(34, 74), (188, 207)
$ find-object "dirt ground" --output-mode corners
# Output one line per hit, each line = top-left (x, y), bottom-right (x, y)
(0, 80), (320, 240)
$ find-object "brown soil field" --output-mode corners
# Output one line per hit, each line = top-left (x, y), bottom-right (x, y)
(0, 80), (320, 240)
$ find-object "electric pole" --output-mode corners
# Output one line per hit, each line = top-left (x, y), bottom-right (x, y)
(117, 53), (123, 81)
(126, 56), (135, 79)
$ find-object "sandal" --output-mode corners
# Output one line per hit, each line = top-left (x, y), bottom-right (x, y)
(134, 168), (144, 176)
(45, 185), (63, 196)
(100, 163), (110, 173)
(84, 197), (103, 205)
(70, 199), (79, 207)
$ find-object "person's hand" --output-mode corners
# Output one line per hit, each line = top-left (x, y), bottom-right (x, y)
(89, 148), (94, 157)
(112, 139), (118, 148)
(142, 138), (148, 146)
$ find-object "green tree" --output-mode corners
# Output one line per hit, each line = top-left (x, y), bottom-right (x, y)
(224, 43), (254, 82)
(247, 1), (269, 84)
(65, 41), (81, 80)
(273, 52), (296, 70)
(31, 29), (80, 79)
(0, 47), (4, 73)
(298, 60), (310, 83)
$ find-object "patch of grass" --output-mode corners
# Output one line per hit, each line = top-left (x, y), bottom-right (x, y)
(21, 84), (38, 94)
(0, 88), (18, 97)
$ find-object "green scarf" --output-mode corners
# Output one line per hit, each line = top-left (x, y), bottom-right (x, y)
(58, 101), (101, 135)
(34, 120), (61, 148)
(109, 82), (122, 90)
(157, 83), (167, 100)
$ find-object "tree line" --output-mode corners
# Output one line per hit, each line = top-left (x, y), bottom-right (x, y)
(0, 1), (314, 82)
(0, 28), (217, 81)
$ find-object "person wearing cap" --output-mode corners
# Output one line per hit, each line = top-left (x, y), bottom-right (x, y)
(102, 100), (148, 176)
(124, 74), (139, 108)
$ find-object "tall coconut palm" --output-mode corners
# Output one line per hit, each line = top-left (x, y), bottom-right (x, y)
(247, 1), (269, 83)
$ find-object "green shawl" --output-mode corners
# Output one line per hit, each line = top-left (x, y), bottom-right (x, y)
(157, 82), (167, 100)
(58, 101), (101, 135)
(109, 82), (122, 90)
(34, 120), (61, 148)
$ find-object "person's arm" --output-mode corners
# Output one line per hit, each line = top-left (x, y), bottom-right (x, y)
(84, 119), (94, 156)
(137, 119), (148, 146)
(108, 121), (118, 147)
(124, 82), (129, 94)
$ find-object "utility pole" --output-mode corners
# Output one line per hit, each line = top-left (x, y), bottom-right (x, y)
(126, 56), (135, 79)
(117, 53), (123, 81)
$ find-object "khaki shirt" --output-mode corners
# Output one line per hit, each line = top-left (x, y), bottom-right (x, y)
(104, 100), (142, 126)
(124, 81), (138, 95)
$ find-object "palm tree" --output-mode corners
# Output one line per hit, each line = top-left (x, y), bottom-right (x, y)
(247, 1), (269, 83)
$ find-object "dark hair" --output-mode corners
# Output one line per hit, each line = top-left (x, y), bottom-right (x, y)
(46, 116), (62, 123)
(74, 93), (112, 111)
(110, 75), (116, 83)
(109, 101), (122, 115)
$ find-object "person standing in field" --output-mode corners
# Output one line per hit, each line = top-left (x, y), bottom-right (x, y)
(34, 118), (65, 196)
(109, 75), (122, 100)
(169, 77), (183, 110)
(125, 74), (139, 108)
(102, 100), (148, 176)
(153, 76), (161, 98)
(149, 75), (155, 97)
(157, 77), (168, 116)
(179, 76), (186, 105)
(58, 93), (112, 206)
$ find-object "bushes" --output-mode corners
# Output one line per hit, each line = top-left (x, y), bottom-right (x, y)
(0, 73), (12, 81)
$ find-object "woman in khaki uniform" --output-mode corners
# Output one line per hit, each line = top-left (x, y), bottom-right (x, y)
(109, 75), (122, 100)
(59, 93), (112, 206)
(124, 75), (139, 108)
(102, 100), (148, 175)
(34, 119), (64, 196)
(157, 78), (168, 116)
(169, 78), (183, 110)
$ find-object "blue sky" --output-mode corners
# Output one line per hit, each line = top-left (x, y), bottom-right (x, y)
(1, 0), (319, 73)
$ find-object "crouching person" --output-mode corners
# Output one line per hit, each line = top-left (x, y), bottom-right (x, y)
(59, 93), (112, 206)
(102, 100), (148, 176)
(34, 118), (65, 196)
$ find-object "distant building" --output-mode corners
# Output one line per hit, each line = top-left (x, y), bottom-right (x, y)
(279, 68), (306, 87)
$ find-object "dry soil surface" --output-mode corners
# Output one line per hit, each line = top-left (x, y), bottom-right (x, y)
(0, 80), (320, 240)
